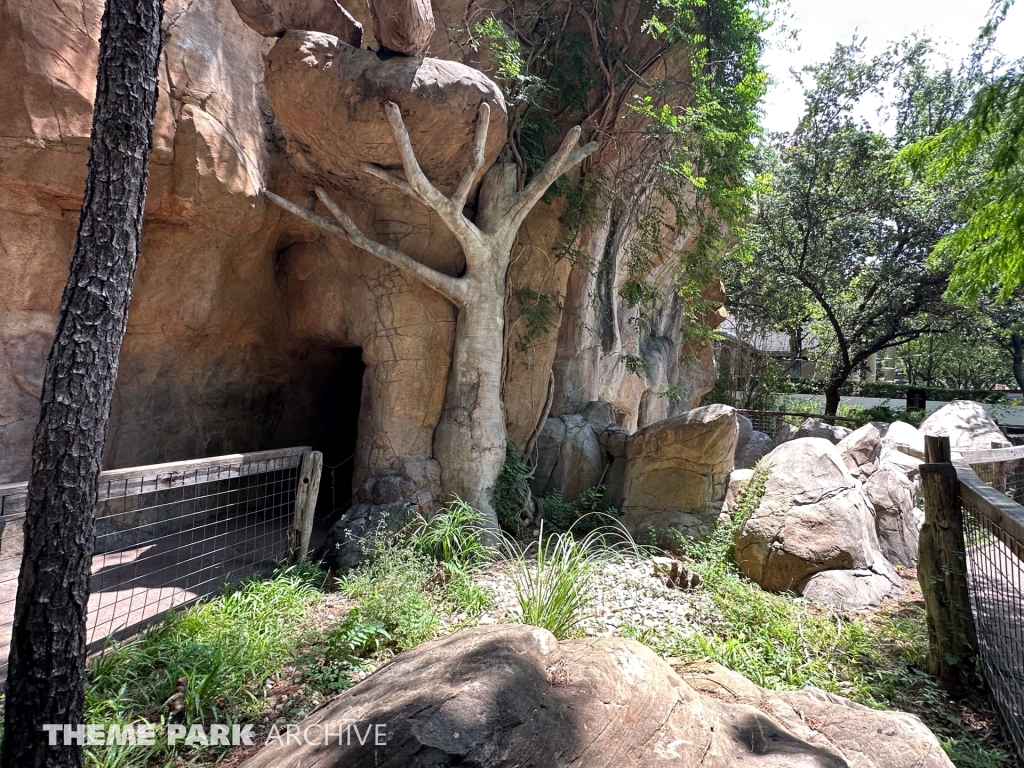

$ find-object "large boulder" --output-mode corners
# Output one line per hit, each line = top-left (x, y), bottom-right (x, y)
(735, 438), (891, 594)
(864, 467), (921, 566)
(265, 31), (508, 194)
(880, 421), (925, 460)
(239, 625), (955, 768)
(367, 0), (434, 56)
(836, 422), (883, 477)
(229, 0), (362, 44)
(735, 430), (772, 469)
(621, 404), (738, 538)
(733, 414), (771, 470)
(801, 568), (902, 612)
(877, 448), (923, 480)
(769, 422), (799, 450)
(920, 400), (1011, 453)
(796, 418), (852, 444)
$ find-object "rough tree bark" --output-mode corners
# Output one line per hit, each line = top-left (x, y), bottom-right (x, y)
(268, 102), (597, 535)
(1, 0), (164, 765)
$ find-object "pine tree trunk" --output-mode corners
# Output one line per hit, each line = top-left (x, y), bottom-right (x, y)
(1, 0), (163, 764)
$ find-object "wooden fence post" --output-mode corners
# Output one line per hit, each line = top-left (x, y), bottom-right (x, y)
(918, 435), (977, 697)
(289, 450), (323, 563)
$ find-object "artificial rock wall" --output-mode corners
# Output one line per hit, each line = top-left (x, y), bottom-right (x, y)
(0, 0), (720, 504)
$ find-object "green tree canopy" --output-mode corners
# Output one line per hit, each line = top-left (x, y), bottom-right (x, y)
(727, 41), (973, 414)
(906, 0), (1024, 301)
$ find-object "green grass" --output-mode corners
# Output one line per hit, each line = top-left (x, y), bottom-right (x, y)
(635, 474), (1019, 767)
(341, 501), (497, 651)
(506, 522), (638, 639)
(84, 562), (326, 766)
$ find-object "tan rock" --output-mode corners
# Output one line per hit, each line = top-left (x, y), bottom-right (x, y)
(229, 0), (362, 45)
(238, 625), (955, 768)
(366, 0), (434, 56)
(621, 404), (738, 538)
(881, 420), (925, 460)
(264, 32), (507, 195)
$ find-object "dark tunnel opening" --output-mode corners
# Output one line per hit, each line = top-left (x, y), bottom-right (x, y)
(272, 346), (365, 551)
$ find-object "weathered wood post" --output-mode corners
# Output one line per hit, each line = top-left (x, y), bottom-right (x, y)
(918, 434), (977, 697)
(290, 450), (323, 563)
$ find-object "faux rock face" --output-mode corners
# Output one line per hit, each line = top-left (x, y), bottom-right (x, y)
(0, 0), (724, 515)
(264, 32), (507, 195)
(621, 404), (738, 538)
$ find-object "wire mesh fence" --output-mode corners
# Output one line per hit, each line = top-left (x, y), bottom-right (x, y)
(737, 409), (859, 438)
(0, 447), (316, 680)
(957, 452), (1024, 760)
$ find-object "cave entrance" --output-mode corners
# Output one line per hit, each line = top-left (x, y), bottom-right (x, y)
(273, 346), (365, 551)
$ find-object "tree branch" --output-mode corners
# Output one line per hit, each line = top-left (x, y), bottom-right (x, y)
(377, 101), (484, 250)
(265, 189), (466, 304)
(508, 127), (599, 232)
(452, 102), (491, 211)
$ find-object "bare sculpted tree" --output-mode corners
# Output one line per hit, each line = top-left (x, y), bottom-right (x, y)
(268, 102), (597, 535)
(2, 0), (164, 765)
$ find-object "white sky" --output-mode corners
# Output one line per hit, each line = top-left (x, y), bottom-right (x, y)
(761, 0), (1024, 133)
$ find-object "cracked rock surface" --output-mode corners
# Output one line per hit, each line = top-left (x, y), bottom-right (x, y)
(238, 624), (954, 768)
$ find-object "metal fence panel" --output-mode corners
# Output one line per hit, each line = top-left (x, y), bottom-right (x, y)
(958, 455), (1024, 760)
(0, 448), (311, 680)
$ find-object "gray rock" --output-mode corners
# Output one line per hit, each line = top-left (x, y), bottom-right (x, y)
(802, 567), (903, 611)
(735, 438), (890, 593)
(530, 415), (605, 500)
(865, 467), (921, 566)
(920, 400), (1011, 453)
(836, 422), (883, 476)
(582, 400), (616, 432)
(736, 412), (754, 447)
(735, 430), (771, 470)
(769, 422), (799, 450)
(796, 418), (852, 444)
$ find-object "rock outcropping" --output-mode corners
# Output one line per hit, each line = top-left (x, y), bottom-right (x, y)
(621, 404), (738, 538)
(239, 624), (955, 768)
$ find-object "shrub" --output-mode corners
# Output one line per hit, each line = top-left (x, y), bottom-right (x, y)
(507, 523), (635, 639)
(492, 443), (534, 535)
(413, 496), (496, 571)
(341, 543), (439, 651)
(540, 485), (622, 533)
